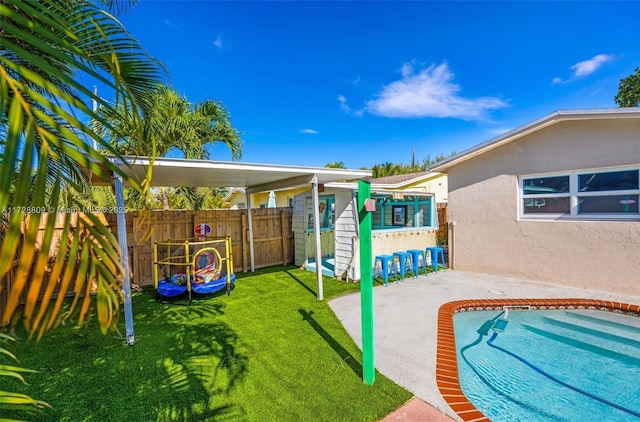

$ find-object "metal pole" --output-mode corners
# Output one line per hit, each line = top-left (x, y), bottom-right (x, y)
(358, 180), (374, 384)
(311, 176), (323, 300)
(113, 173), (134, 345)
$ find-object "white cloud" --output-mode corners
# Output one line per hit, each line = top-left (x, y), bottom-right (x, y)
(337, 95), (364, 117)
(299, 128), (318, 134)
(164, 19), (178, 29)
(552, 53), (615, 84)
(365, 62), (507, 119)
(571, 54), (614, 77)
(214, 35), (224, 50)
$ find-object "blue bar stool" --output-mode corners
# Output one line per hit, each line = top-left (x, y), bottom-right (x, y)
(407, 249), (427, 276)
(393, 251), (415, 280)
(374, 254), (396, 286)
(425, 247), (446, 273)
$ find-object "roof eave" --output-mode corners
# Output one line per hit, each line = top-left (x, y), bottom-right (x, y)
(429, 107), (640, 172)
(369, 171), (443, 188)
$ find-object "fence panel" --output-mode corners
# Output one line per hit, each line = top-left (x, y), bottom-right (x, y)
(104, 208), (294, 286)
(437, 204), (448, 244)
(0, 208), (295, 310)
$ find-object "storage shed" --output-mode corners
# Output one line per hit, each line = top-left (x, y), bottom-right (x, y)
(292, 183), (439, 280)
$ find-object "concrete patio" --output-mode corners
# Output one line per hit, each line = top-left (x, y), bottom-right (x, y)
(328, 270), (640, 421)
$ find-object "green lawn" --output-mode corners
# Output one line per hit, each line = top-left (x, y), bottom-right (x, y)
(7, 266), (412, 421)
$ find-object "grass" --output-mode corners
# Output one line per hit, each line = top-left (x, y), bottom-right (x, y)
(6, 266), (413, 421)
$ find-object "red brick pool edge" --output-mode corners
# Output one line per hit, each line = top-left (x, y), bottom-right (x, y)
(436, 298), (640, 421)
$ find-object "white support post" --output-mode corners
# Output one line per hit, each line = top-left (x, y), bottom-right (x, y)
(113, 173), (134, 345)
(311, 176), (323, 300)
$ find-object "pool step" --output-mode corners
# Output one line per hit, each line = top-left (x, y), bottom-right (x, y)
(540, 316), (640, 350)
(563, 311), (640, 336)
(522, 324), (640, 367)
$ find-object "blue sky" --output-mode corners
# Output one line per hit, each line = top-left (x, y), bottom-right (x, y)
(113, 1), (640, 169)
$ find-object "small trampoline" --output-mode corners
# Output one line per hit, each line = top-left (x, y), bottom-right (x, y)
(154, 236), (235, 303)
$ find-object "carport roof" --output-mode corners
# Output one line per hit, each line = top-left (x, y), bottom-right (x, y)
(94, 155), (371, 193)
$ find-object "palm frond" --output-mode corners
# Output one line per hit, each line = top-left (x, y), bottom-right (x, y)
(0, 333), (50, 415)
(0, 0), (164, 336)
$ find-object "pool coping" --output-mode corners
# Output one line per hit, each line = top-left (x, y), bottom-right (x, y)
(436, 298), (640, 421)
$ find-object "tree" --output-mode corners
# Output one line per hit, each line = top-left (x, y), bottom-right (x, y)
(99, 84), (242, 160)
(370, 151), (457, 178)
(371, 162), (405, 178)
(614, 68), (640, 107)
(325, 161), (346, 169)
(1, 0), (164, 414)
(0, 0), (164, 344)
(164, 187), (228, 210)
(97, 85), (242, 210)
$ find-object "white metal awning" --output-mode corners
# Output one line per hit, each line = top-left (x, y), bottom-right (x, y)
(96, 155), (369, 192)
(99, 155), (371, 345)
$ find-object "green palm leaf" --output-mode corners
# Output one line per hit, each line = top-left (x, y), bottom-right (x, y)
(1, 0), (164, 335)
(0, 334), (50, 417)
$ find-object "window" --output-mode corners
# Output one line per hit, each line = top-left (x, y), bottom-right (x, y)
(371, 195), (434, 229)
(392, 205), (407, 226)
(522, 175), (570, 214)
(306, 195), (335, 230)
(521, 167), (640, 219)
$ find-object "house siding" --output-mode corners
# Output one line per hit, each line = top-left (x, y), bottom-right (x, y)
(447, 118), (640, 296)
(333, 190), (357, 280)
(292, 194), (307, 267)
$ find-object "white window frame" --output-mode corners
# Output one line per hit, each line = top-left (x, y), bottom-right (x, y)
(519, 165), (640, 221)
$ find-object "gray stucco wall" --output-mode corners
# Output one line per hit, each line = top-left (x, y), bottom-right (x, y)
(447, 118), (640, 295)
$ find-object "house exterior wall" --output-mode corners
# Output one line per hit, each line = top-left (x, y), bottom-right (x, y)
(228, 187), (310, 209)
(447, 119), (640, 295)
(402, 174), (448, 203)
(293, 187), (439, 281)
(333, 189), (357, 280)
(292, 194), (307, 267)
(293, 188), (353, 275)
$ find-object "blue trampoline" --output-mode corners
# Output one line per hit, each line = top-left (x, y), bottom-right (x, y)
(154, 237), (235, 303)
(157, 273), (236, 298)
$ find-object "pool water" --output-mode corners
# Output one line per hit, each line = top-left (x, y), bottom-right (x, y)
(454, 309), (640, 422)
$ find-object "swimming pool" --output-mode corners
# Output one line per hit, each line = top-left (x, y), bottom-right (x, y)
(435, 299), (640, 421)
(453, 307), (640, 421)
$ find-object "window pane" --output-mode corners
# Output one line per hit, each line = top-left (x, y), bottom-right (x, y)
(523, 197), (570, 214)
(523, 176), (569, 195)
(578, 195), (639, 214)
(579, 170), (639, 192)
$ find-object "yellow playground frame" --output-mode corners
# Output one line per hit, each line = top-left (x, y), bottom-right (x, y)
(153, 235), (235, 302)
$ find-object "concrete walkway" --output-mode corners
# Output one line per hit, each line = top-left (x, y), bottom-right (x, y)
(328, 270), (640, 421)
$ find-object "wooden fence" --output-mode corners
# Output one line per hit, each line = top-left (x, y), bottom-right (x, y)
(104, 207), (294, 286)
(437, 203), (448, 244)
(0, 208), (294, 311)
(1, 204), (444, 308)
